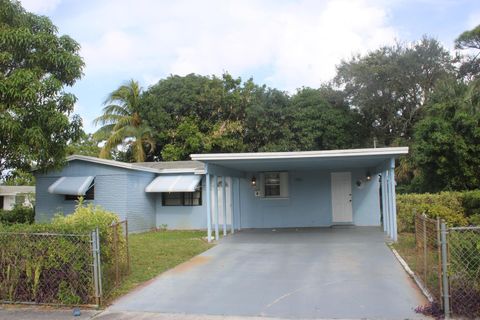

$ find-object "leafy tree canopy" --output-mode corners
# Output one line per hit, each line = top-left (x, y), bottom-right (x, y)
(0, 0), (84, 173)
(335, 37), (454, 146)
(409, 78), (480, 192)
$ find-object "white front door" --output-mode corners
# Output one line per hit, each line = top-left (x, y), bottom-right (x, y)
(331, 172), (353, 223)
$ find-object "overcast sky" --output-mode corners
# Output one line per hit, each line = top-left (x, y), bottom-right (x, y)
(20, 0), (480, 133)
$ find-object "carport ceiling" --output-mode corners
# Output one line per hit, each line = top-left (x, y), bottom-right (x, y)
(191, 147), (408, 172)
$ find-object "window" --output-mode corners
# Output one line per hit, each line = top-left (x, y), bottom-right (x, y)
(162, 189), (202, 206)
(65, 184), (94, 201)
(0, 196), (4, 209)
(258, 172), (289, 198)
(264, 172), (281, 197)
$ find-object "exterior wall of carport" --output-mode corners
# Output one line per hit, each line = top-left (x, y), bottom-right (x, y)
(35, 160), (156, 232)
(238, 168), (381, 228)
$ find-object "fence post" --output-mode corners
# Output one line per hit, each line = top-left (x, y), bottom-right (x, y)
(423, 214), (427, 283)
(91, 229), (100, 307)
(436, 217), (443, 309)
(440, 221), (451, 318)
(125, 220), (130, 273)
(96, 227), (103, 300)
(113, 223), (119, 286)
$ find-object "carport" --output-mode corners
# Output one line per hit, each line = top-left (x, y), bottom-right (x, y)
(191, 147), (408, 242)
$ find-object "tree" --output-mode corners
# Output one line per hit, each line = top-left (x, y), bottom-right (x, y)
(287, 87), (364, 150)
(66, 131), (100, 157)
(1, 169), (35, 186)
(410, 78), (480, 192)
(93, 80), (155, 162)
(335, 37), (454, 146)
(0, 0), (84, 174)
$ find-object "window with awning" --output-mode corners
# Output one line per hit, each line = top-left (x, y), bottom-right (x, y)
(145, 175), (202, 193)
(48, 176), (95, 196)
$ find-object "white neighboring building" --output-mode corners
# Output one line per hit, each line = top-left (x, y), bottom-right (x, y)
(0, 186), (35, 210)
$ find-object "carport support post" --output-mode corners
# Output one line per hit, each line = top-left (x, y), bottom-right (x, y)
(389, 158), (398, 242)
(382, 170), (389, 235)
(214, 175), (219, 240)
(222, 176), (227, 236)
(230, 177), (234, 234)
(206, 173), (212, 242)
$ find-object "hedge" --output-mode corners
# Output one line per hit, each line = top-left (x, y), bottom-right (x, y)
(396, 190), (480, 233)
(0, 200), (126, 305)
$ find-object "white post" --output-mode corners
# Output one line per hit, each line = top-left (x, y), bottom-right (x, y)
(222, 176), (227, 236)
(386, 169), (392, 238)
(206, 174), (212, 242)
(214, 175), (219, 240)
(390, 158), (398, 242)
(237, 177), (242, 230)
(383, 170), (389, 235)
(230, 177), (234, 234)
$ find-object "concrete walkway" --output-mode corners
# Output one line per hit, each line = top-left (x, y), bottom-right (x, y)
(109, 227), (427, 319)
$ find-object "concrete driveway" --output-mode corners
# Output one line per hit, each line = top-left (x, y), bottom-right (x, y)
(110, 227), (426, 319)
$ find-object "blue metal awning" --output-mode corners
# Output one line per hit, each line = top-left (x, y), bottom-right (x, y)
(145, 175), (201, 192)
(48, 176), (95, 195)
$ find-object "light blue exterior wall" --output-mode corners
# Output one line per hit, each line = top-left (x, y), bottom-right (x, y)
(237, 169), (380, 229)
(35, 159), (381, 232)
(155, 176), (207, 230)
(35, 160), (156, 232)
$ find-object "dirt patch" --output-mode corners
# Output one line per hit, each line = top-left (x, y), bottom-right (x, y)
(169, 255), (211, 274)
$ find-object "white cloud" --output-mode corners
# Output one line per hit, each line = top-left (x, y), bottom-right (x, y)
(20, 0), (61, 14)
(62, 0), (397, 92)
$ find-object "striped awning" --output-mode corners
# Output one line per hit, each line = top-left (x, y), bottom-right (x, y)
(145, 175), (201, 193)
(48, 176), (95, 195)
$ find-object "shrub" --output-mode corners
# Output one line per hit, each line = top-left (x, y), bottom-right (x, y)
(0, 205), (35, 225)
(0, 200), (125, 305)
(396, 192), (467, 232)
(461, 190), (480, 217)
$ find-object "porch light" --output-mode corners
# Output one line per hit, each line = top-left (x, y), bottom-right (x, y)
(366, 171), (372, 181)
(251, 176), (257, 188)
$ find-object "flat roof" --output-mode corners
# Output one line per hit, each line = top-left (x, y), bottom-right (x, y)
(191, 147), (408, 172)
(191, 147), (408, 161)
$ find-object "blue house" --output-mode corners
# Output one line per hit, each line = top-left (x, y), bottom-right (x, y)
(35, 147), (407, 241)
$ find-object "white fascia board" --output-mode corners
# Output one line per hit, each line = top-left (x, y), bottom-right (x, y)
(190, 147), (409, 161)
(158, 168), (204, 174)
(67, 155), (161, 173)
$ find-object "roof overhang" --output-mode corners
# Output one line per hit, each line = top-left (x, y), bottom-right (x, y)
(191, 147), (408, 172)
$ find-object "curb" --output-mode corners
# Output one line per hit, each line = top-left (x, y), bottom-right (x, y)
(390, 247), (435, 303)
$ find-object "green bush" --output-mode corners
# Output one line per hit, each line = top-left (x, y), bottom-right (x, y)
(0, 200), (125, 305)
(461, 190), (480, 217)
(396, 192), (466, 232)
(0, 205), (35, 224)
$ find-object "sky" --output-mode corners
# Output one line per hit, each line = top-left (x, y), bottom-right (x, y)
(20, 0), (480, 133)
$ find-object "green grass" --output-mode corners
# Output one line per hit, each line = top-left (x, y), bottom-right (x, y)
(391, 233), (417, 269)
(106, 230), (213, 303)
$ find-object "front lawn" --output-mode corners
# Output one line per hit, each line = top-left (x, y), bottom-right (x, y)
(107, 230), (213, 302)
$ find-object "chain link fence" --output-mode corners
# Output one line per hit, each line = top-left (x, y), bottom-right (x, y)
(0, 220), (130, 307)
(414, 214), (442, 304)
(410, 213), (480, 318)
(102, 220), (130, 298)
(0, 231), (97, 306)
(448, 227), (480, 318)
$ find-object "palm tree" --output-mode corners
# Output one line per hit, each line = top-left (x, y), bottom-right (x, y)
(93, 80), (155, 162)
